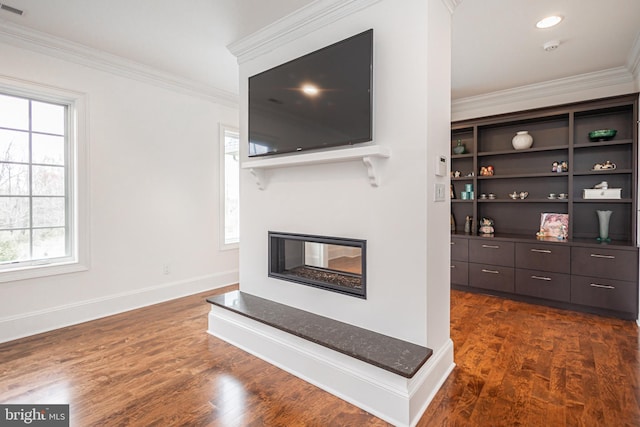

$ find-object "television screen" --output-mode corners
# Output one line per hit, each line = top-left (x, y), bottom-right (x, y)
(248, 29), (373, 157)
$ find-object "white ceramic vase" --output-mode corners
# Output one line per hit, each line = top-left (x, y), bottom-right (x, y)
(596, 210), (612, 242)
(512, 131), (533, 150)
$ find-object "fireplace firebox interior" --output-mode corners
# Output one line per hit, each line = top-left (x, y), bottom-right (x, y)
(268, 232), (366, 298)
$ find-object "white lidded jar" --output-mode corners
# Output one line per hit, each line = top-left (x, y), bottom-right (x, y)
(512, 131), (533, 150)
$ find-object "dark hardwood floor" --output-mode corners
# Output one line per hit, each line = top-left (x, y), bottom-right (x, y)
(0, 286), (638, 426)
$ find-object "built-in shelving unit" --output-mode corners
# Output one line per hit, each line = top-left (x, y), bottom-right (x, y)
(450, 94), (639, 320)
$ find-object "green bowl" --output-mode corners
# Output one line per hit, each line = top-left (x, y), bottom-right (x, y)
(588, 129), (617, 141)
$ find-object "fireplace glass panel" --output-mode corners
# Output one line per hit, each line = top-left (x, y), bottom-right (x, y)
(269, 232), (366, 298)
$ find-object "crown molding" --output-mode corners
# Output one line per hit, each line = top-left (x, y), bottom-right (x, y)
(227, 0), (381, 64)
(441, 0), (464, 14)
(452, 66), (635, 118)
(627, 32), (640, 83)
(0, 19), (238, 107)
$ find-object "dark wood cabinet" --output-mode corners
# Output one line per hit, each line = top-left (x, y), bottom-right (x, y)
(450, 260), (468, 286)
(450, 94), (639, 320)
(571, 246), (638, 282)
(570, 275), (638, 313)
(469, 240), (514, 267)
(515, 242), (570, 274)
(468, 263), (514, 293)
(515, 268), (571, 302)
(450, 237), (468, 261)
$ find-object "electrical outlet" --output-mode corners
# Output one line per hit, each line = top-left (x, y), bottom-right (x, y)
(434, 183), (446, 202)
(163, 264), (170, 275)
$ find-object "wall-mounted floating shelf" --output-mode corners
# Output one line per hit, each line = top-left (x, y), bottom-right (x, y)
(241, 145), (391, 190)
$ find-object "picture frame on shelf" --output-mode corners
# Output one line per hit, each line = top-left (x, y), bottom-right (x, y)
(538, 213), (569, 240)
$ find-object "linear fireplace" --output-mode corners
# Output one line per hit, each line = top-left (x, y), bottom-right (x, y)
(268, 232), (366, 298)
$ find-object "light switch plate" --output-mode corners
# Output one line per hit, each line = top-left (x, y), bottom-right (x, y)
(434, 183), (446, 202)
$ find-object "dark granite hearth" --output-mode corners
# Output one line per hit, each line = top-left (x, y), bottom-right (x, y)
(207, 290), (432, 378)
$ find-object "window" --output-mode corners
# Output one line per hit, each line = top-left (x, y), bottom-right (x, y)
(220, 125), (239, 248)
(0, 81), (88, 282)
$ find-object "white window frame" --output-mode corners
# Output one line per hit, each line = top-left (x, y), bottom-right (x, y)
(219, 124), (239, 250)
(0, 76), (89, 283)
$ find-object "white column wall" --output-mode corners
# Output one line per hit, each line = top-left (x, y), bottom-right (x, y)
(238, 0), (450, 348)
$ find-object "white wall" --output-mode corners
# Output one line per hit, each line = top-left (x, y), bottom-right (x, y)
(238, 0), (451, 349)
(0, 42), (239, 343)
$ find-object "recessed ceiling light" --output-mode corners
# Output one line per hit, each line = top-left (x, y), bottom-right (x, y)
(536, 15), (563, 29)
(301, 84), (319, 96)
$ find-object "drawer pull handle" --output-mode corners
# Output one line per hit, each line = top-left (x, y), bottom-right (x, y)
(590, 283), (615, 290)
(450, 241), (455, 245)
(590, 254), (615, 259)
(481, 245), (500, 249)
(531, 275), (551, 281)
(481, 269), (500, 274)
(450, 265), (456, 268)
(531, 249), (551, 254)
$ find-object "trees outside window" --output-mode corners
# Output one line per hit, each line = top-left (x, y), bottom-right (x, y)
(220, 125), (239, 248)
(0, 93), (71, 267)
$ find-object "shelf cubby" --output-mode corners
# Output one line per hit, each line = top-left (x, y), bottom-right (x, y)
(451, 93), (638, 244)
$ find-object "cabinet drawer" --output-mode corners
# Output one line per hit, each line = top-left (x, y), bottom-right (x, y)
(469, 263), (514, 293)
(451, 237), (469, 261)
(515, 269), (570, 302)
(469, 240), (514, 267)
(571, 275), (638, 314)
(571, 247), (638, 282)
(451, 260), (468, 286)
(515, 243), (570, 273)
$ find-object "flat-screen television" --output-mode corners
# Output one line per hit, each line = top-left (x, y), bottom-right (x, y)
(248, 29), (373, 157)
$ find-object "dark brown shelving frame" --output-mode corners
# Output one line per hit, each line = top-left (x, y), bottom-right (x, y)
(450, 94), (639, 320)
(451, 93), (638, 244)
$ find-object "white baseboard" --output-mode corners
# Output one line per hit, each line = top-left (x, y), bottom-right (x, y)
(0, 270), (238, 344)
(208, 304), (454, 427)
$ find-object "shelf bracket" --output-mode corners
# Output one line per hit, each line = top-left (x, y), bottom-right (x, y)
(362, 155), (382, 187)
(248, 167), (266, 190)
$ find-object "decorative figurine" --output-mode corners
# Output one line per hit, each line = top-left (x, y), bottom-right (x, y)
(450, 184), (456, 199)
(552, 161), (569, 172)
(479, 166), (495, 176)
(592, 161), (616, 171)
(478, 217), (495, 235)
(464, 216), (473, 234)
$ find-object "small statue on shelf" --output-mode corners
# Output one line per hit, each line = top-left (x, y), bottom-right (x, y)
(479, 166), (494, 176)
(464, 216), (473, 234)
(552, 160), (569, 172)
(479, 217), (495, 235)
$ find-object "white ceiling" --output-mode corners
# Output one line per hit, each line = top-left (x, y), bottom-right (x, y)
(452, 0), (640, 99)
(0, 0), (638, 101)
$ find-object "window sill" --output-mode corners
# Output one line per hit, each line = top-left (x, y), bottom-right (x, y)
(0, 261), (88, 283)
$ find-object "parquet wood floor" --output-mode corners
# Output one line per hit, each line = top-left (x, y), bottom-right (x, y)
(422, 290), (640, 427)
(0, 286), (638, 426)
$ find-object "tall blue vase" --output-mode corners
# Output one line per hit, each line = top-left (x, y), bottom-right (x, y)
(596, 210), (612, 242)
